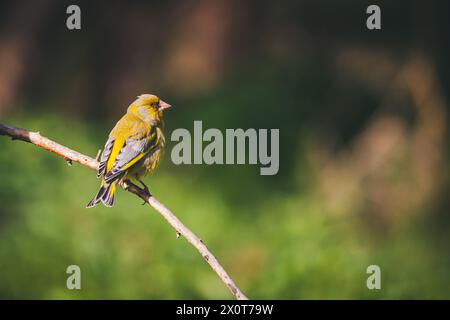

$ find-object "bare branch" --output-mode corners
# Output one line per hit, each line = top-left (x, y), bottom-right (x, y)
(0, 123), (248, 300)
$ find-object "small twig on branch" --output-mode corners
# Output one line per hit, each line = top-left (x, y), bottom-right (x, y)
(0, 123), (248, 300)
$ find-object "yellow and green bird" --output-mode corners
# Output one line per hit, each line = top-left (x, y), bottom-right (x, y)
(87, 94), (171, 208)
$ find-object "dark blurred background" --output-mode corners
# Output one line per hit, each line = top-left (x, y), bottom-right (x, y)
(0, 0), (449, 299)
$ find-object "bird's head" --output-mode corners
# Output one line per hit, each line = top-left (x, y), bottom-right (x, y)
(128, 94), (172, 122)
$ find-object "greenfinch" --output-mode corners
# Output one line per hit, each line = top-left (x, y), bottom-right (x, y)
(87, 94), (171, 208)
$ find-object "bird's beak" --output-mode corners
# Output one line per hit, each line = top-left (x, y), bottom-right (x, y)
(159, 100), (172, 111)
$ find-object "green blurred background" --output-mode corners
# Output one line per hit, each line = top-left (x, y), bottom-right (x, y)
(0, 0), (449, 299)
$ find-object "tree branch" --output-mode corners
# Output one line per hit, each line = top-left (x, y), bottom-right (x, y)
(0, 123), (248, 300)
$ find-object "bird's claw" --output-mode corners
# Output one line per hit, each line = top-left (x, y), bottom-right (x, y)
(138, 179), (152, 201)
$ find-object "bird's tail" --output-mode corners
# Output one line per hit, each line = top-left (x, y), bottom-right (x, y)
(86, 180), (117, 208)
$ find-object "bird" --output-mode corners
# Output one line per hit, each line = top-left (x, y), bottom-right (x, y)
(87, 94), (171, 208)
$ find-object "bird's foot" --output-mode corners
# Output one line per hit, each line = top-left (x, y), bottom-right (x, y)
(138, 179), (152, 204)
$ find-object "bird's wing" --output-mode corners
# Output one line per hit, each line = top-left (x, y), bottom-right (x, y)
(103, 125), (159, 183)
(97, 136), (115, 178)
